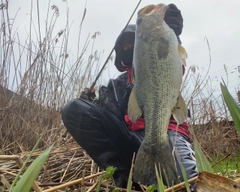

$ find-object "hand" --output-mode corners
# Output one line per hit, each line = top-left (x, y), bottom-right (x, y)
(80, 91), (88, 100)
(164, 4), (183, 37)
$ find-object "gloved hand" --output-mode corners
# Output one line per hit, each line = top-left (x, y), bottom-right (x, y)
(164, 4), (183, 37)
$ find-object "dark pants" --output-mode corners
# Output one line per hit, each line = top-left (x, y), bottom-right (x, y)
(61, 98), (198, 188)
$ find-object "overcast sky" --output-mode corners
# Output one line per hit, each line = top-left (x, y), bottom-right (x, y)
(8, 0), (240, 97)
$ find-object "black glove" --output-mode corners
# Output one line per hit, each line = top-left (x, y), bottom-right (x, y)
(124, 83), (134, 99)
(164, 4), (183, 37)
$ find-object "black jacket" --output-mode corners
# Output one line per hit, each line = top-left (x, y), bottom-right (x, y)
(99, 72), (131, 119)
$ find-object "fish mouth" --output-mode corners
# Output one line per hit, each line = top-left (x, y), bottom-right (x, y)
(138, 4), (169, 17)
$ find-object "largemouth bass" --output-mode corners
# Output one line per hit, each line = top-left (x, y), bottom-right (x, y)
(128, 4), (188, 186)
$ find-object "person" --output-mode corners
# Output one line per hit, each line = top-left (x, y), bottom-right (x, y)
(61, 4), (198, 191)
(80, 87), (96, 102)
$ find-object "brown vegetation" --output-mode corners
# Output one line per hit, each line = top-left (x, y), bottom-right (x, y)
(192, 119), (240, 158)
(0, 85), (61, 154)
(0, 1), (106, 190)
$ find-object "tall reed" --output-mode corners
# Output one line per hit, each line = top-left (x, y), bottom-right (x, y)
(0, 1), (103, 153)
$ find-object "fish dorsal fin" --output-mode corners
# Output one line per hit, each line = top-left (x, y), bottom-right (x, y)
(127, 87), (142, 122)
(178, 44), (188, 66)
(172, 93), (188, 124)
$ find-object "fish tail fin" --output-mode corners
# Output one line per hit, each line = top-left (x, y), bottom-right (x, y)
(133, 142), (179, 187)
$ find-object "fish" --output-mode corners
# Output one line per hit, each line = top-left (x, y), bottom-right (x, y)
(127, 4), (188, 186)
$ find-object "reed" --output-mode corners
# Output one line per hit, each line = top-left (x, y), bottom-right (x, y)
(0, 1), (103, 154)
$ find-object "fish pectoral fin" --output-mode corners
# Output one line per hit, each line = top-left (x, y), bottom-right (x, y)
(127, 87), (142, 122)
(132, 67), (135, 83)
(178, 44), (188, 66)
(172, 93), (188, 124)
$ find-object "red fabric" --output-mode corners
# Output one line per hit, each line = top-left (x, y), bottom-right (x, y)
(127, 67), (133, 83)
(168, 119), (189, 137)
(125, 114), (189, 137)
(124, 114), (145, 131)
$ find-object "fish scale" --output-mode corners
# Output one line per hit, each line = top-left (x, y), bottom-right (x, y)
(127, 3), (188, 187)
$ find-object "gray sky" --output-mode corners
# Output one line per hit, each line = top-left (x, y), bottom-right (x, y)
(9, 0), (240, 97)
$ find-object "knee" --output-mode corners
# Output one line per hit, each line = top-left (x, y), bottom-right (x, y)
(61, 98), (97, 130)
(61, 98), (88, 126)
(61, 99), (78, 120)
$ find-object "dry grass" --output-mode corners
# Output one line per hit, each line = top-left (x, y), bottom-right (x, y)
(0, 1), (104, 154)
(0, 1), (240, 191)
(0, 85), (61, 154)
(0, 1), (106, 190)
(192, 120), (240, 158)
(0, 141), (105, 191)
(182, 53), (240, 158)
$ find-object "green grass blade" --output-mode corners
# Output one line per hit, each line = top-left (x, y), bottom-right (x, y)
(146, 184), (157, 192)
(155, 164), (165, 192)
(12, 145), (52, 192)
(10, 136), (43, 191)
(193, 138), (212, 173)
(220, 82), (240, 133)
(176, 155), (191, 192)
(95, 174), (103, 192)
(126, 161), (133, 192)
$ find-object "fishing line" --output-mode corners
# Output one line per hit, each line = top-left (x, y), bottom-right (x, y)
(62, 0), (143, 138)
(89, 0), (143, 91)
(10, 0), (142, 93)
